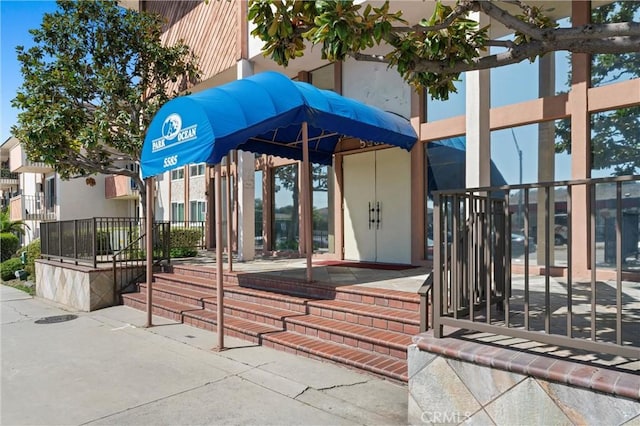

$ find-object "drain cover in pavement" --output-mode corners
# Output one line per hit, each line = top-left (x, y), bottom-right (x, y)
(35, 314), (78, 324)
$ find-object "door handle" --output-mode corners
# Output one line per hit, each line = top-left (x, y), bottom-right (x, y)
(368, 202), (373, 229)
(376, 201), (381, 229)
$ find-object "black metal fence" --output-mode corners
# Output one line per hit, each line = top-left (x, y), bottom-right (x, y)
(41, 218), (175, 267)
(431, 175), (640, 359)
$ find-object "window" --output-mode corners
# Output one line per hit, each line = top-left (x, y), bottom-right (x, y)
(171, 168), (184, 180)
(255, 170), (263, 250)
(189, 200), (206, 222)
(272, 164), (299, 251)
(171, 202), (184, 221)
(591, 2), (640, 87)
(310, 63), (335, 91)
(44, 177), (56, 209)
(190, 163), (205, 177)
(312, 165), (333, 253)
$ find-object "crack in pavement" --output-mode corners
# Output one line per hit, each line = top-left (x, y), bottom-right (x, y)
(315, 379), (370, 391)
(1, 302), (34, 325)
(79, 376), (231, 425)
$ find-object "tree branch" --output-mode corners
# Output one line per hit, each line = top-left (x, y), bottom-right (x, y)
(476, 0), (545, 40)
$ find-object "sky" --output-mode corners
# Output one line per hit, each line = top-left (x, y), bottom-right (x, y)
(1, 0), (58, 143)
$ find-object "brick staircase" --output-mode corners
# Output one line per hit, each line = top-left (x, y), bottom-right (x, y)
(122, 264), (421, 382)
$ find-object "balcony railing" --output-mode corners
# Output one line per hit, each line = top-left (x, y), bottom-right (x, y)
(9, 144), (53, 173)
(430, 175), (640, 359)
(0, 168), (19, 190)
(9, 194), (56, 222)
(105, 175), (139, 200)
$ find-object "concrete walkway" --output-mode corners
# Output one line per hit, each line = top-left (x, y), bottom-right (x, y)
(1, 285), (407, 426)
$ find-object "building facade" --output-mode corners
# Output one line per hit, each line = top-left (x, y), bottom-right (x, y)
(139, 0), (639, 280)
(1, 136), (138, 246)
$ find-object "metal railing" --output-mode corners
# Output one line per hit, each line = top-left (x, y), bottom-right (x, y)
(41, 218), (150, 267)
(0, 168), (19, 180)
(11, 194), (56, 221)
(431, 175), (640, 359)
(112, 222), (170, 302)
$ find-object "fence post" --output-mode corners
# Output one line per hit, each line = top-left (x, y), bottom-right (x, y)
(93, 218), (97, 268)
(433, 193), (443, 338)
(73, 220), (78, 262)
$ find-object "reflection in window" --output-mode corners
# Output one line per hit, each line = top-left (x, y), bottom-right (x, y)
(591, 2), (640, 87)
(255, 170), (263, 250)
(426, 74), (465, 122)
(592, 180), (640, 271)
(189, 163), (205, 177)
(590, 107), (640, 178)
(272, 164), (299, 251)
(312, 165), (333, 253)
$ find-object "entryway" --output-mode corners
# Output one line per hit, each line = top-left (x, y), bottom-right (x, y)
(342, 148), (411, 264)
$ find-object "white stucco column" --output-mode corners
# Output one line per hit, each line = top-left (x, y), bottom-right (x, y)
(465, 12), (491, 189)
(236, 59), (256, 261)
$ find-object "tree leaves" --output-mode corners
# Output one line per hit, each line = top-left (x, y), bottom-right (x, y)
(248, 0), (639, 100)
(11, 0), (199, 192)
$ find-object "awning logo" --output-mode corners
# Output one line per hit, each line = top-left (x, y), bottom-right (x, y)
(162, 113), (182, 140)
(151, 113), (198, 153)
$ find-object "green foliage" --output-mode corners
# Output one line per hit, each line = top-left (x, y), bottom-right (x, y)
(21, 238), (41, 278)
(0, 233), (20, 262)
(248, 0), (636, 101)
(0, 208), (30, 236)
(169, 228), (202, 258)
(11, 0), (199, 189)
(555, 2), (640, 175)
(1, 258), (23, 282)
(96, 230), (112, 255)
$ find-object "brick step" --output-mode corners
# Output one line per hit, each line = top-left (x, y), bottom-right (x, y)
(139, 283), (302, 328)
(307, 299), (420, 335)
(147, 278), (311, 313)
(182, 309), (282, 345)
(284, 315), (411, 360)
(122, 292), (204, 323)
(162, 266), (420, 312)
(262, 331), (408, 382)
(123, 291), (283, 344)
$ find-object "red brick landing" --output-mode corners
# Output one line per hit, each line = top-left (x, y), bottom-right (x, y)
(122, 264), (421, 382)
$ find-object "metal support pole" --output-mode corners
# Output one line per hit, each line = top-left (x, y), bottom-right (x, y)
(301, 122), (313, 283)
(145, 177), (154, 328)
(226, 154), (233, 272)
(215, 164), (225, 350)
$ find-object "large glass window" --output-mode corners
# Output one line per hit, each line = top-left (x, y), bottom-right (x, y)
(255, 170), (263, 250)
(272, 164), (299, 251)
(490, 17), (571, 108)
(491, 120), (572, 266)
(591, 1), (640, 87)
(590, 106), (640, 178)
(312, 165), (333, 253)
(426, 74), (465, 122)
(589, 106), (640, 271)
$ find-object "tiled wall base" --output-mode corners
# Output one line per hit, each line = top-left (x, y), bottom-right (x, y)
(408, 344), (640, 425)
(35, 260), (126, 312)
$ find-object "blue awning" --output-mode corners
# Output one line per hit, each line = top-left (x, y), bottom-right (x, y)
(141, 71), (417, 178)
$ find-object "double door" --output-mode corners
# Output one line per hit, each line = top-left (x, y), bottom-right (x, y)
(343, 148), (411, 264)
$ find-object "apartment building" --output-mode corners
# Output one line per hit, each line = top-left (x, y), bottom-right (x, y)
(0, 136), (139, 246)
(134, 1), (639, 279)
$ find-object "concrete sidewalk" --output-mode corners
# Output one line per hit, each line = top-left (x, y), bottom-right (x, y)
(1, 285), (407, 426)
